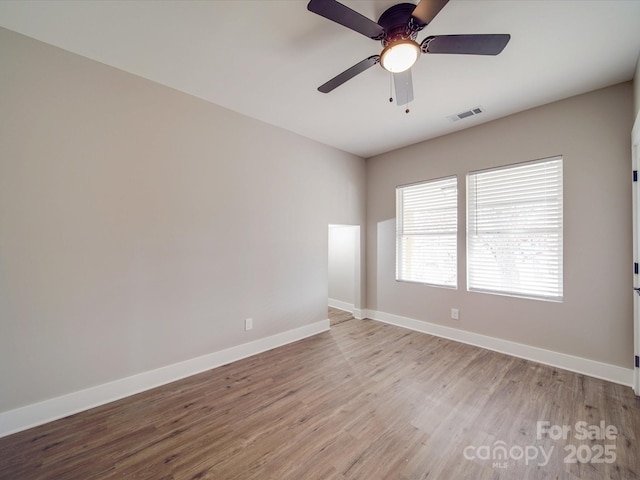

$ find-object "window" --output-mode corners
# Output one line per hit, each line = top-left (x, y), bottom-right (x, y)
(467, 157), (563, 301)
(396, 176), (457, 287)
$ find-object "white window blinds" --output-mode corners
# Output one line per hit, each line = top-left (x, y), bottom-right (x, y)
(467, 157), (563, 301)
(396, 176), (457, 287)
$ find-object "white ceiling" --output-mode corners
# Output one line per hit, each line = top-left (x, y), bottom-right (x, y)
(1, 0), (640, 158)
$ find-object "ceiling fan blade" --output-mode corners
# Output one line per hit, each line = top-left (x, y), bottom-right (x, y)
(307, 0), (384, 39)
(318, 55), (380, 93)
(393, 69), (414, 106)
(422, 34), (511, 55)
(411, 0), (449, 27)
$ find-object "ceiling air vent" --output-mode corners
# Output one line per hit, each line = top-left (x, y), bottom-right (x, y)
(448, 106), (484, 122)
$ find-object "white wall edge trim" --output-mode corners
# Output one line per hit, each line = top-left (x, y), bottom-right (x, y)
(632, 109), (640, 396)
(0, 319), (330, 439)
(366, 309), (633, 388)
(328, 298), (354, 313)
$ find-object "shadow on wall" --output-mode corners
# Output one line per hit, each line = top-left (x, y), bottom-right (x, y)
(377, 219), (397, 310)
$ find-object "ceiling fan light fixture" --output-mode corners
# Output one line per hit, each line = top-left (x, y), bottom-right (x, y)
(380, 39), (420, 73)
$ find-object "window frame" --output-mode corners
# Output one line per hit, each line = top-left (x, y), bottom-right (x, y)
(396, 175), (458, 289)
(466, 156), (563, 302)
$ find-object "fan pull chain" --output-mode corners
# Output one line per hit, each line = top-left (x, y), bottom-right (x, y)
(405, 78), (410, 114)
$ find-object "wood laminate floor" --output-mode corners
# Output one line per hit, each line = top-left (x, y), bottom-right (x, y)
(328, 307), (354, 326)
(1, 310), (639, 479)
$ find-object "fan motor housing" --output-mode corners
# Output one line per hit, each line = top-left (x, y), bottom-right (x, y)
(378, 3), (419, 46)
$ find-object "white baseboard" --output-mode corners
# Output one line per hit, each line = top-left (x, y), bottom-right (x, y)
(0, 319), (330, 439)
(328, 298), (354, 312)
(365, 309), (633, 388)
(328, 299), (364, 320)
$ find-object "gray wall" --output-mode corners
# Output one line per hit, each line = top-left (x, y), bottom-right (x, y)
(0, 28), (366, 412)
(1, 22), (636, 416)
(366, 82), (634, 368)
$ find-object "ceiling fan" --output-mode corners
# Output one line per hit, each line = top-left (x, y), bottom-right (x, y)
(307, 0), (510, 110)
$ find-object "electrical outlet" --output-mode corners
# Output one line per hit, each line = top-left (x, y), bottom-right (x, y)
(245, 318), (253, 331)
(451, 308), (459, 320)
